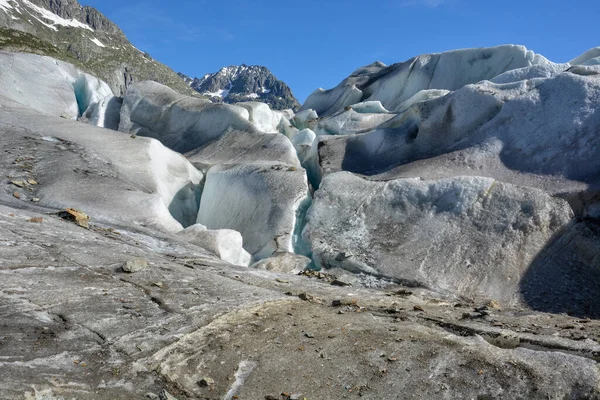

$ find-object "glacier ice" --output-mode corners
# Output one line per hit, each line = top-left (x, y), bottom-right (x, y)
(0, 95), (203, 232)
(178, 224), (252, 266)
(0, 51), (120, 128)
(304, 172), (573, 304)
(300, 45), (550, 117)
(196, 162), (309, 259)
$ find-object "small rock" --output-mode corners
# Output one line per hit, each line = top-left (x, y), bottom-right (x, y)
(198, 377), (215, 387)
(32, 197), (40, 202)
(298, 293), (311, 301)
(158, 390), (179, 400)
(335, 251), (353, 261)
(152, 282), (164, 288)
(387, 356), (398, 362)
(10, 180), (24, 188)
(331, 279), (351, 287)
(122, 258), (149, 273)
(57, 208), (90, 228)
(27, 217), (43, 223)
(145, 393), (159, 400)
(304, 332), (315, 338)
(27, 179), (38, 185)
(332, 299), (343, 307)
(462, 312), (485, 320)
(276, 278), (290, 283)
(395, 289), (413, 297)
(13, 191), (20, 199)
(413, 305), (425, 312)
(265, 396), (279, 400)
(290, 394), (305, 400)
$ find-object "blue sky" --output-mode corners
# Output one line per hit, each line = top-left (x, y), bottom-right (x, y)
(84, 0), (599, 103)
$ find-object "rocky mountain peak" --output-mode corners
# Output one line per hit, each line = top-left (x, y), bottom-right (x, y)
(181, 64), (300, 110)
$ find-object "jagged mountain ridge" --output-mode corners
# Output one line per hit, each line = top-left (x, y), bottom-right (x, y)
(180, 64), (300, 110)
(0, 0), (196, 97)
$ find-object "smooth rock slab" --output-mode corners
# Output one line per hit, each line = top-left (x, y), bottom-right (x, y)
(304, 172), (573, 305)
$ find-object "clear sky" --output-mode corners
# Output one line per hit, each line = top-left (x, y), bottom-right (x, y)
(83, 0), (599, 103)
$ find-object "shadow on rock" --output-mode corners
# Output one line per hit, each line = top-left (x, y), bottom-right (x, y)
(520, 218), (600, 319)
(168, 182), (203, 228)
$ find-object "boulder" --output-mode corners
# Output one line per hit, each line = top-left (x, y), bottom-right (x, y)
(251, 251), (312, 273)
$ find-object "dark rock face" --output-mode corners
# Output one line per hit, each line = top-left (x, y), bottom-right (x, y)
(182, 65), (300, 110)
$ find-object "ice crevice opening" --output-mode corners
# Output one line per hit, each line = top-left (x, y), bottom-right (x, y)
(72, 74), (122, 130)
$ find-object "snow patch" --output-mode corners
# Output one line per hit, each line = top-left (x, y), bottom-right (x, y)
(90, 37), (106, 47)
(204, 88), (230, 98)
(0, 0), (13, 12)
(22, 0), (93, 31)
